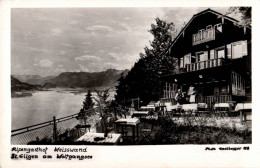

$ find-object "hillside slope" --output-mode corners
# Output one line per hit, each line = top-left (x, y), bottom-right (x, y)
(44, 69), (129, 88)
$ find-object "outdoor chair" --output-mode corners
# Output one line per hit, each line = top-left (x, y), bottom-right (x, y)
(165, 110), (173, 119)
(214, 103), (231, 119)
(116, 121), (128, 137)
(75, 124), (91, 137)
(138, 120), (155, 144)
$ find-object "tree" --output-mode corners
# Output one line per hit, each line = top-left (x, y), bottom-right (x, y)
(77, 89), (94, 125)
(115, 73), (128, 104)
(115, 18), (177, 105)
(94, 89), (114, 135)
(83, 90), (95, 111)
(226, 7), (251, 26)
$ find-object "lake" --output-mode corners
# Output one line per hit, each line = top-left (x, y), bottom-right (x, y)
(11, 88), (115, 130)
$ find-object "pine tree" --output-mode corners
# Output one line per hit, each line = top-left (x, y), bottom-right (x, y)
(94, 89), (114, 135)
(83, 90), (94, 111)
(77, 89), (94, 125)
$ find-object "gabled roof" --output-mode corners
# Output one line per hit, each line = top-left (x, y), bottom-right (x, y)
(162, 8), (248, 56)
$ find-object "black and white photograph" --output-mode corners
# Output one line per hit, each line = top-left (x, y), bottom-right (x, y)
(1, 1), (259, 167)
(10, 7), (252, 145)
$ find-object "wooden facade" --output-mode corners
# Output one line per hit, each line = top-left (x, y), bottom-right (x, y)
(161, 9), (251, 106)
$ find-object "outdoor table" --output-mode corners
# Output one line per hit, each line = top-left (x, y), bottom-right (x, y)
(76, 133), (121, 145)
(132, 111), (149, 118)
(181, 104), (198, 113)
(140, 106), (155, 110)
(163, 104), (180, 118)
(235, 103), (252, 122)
(214, 103), (231, 118)
(195, 103), (210, 117)
(169, 104), (181, 110)
(115, 118), (140, 141)
(214, 103), (230, 108)
(197, 103), (208, 109)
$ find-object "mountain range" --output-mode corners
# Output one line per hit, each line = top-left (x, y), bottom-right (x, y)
(13, 68), (129, 90)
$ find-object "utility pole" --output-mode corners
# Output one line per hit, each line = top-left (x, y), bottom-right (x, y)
(53, 116), (57, 143)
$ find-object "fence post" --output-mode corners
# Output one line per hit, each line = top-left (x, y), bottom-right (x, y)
(53, 116), (57, 143)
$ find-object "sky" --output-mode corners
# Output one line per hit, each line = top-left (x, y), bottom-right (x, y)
(11, 7), (230, 77)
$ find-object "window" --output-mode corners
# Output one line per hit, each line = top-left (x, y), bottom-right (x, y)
(216, 49), (225, 59)
(164, 82), (177, 98)
(232, 43), (243, 59)
(198, 29), (204, 40)
(197, 52), (208, 62)
(180, 57), (184, 68)
(220, 84), (227, 95)
(226, 44), (232, 59)
(184, 54), (191, 66)
(231, 71), (246, 96)
(210, 49), (215, 59)
(229, 40), (248, 59)
(226, 41), (247, 59)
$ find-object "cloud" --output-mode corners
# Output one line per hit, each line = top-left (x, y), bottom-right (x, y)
(82, 42), (91, 45)
(50, 28), (63, 36)
(107, 52), (120, 60)
(68, 20), (78, 25)
(54, 68), (66, 74)
(75, 55), (102, 61)
(86, 25), (113, 35)
(112, 46), (120, 50)
(61, 43), (73, 47)
(56, 50), (66, 55)
(98, 50), (105, 53)
(39, 59), (54, 68)
(25, 32), (37, 37)
(124, 17), (131, 20)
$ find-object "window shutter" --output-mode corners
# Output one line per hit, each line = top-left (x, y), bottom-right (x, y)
(226, 44), (231, 59)
(184, 53), (191, 66)
(242, 40), (248, 56)
(210, 49), (214, 59)
(204, 51), (208, 60)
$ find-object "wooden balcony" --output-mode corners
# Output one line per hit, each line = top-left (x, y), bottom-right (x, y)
(204, 95), (232, 106)
(192, 28), (215, 46)
(186, 58), (223, 72)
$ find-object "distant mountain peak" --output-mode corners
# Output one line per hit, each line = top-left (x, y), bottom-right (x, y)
(13, 69), (129, 89)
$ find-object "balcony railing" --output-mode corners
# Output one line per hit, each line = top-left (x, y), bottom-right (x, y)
(204, 95), (232, 107)
(192, 28), (215, 46)
(186, 58), (223, 72)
